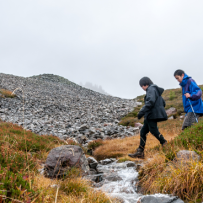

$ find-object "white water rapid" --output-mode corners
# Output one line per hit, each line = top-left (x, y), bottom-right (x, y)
(96, 161), (142, 203)
(92, 160), (185, 203)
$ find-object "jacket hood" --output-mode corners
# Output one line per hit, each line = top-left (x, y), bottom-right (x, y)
(149, 84), (164, 96)
(180, 73), (191, 87)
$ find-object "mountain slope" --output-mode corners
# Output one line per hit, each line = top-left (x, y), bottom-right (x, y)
(0, 73), (138, 143)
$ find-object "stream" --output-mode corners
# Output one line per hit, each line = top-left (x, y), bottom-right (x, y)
(96, 161), (141, 202)
(86, 159), (185, 203)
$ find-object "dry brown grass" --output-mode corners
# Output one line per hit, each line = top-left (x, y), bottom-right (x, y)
(94, 119), (183, 161)
(33, 174), (115, 203)
(139, 154), (203, 202)
(0, 88), (16, 98)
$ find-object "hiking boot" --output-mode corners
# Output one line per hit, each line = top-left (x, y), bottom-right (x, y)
(162, 141), (167, 147)
(128, 148), (144, 159)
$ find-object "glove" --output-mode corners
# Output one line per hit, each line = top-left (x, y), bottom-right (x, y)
(137, 112), (143, 119)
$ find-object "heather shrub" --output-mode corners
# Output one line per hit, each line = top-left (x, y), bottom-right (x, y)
(0, 169), (34, 202)
(0, 146), (35, 173)
(0, 122), (64, 160)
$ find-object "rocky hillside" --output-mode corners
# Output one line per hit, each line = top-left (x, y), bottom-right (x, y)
(0, 73), (139, 144)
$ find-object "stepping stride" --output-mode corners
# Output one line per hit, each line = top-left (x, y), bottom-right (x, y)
(128, 77), (168, 159)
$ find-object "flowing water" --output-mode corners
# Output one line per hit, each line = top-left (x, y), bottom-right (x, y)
(93, 160), (183, 203)
(96, 161), (142, 203)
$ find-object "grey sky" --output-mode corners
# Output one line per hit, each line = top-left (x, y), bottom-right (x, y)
(1, 0), (203, 98)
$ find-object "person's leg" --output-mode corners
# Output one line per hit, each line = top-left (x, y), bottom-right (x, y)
(139, 119), (150, 150)
(148, 120), (166, 145)
(128, 119), (149, 158)
(182, 112), (200, 130)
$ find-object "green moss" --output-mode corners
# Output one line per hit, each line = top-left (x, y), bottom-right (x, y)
(117, 157), (131, 163)
(87, 139), (103, 150)
(169, 90), (176, 100)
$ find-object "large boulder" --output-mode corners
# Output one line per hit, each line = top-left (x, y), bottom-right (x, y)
(44, 145), (89, 178)
(140, 195), (184, 203)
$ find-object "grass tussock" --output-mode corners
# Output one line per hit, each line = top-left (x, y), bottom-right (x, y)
(0, 89), (16, 98)
(0, 121), (114, 203)
(33, 174), (112, 203)
(139, 154), (203, 202)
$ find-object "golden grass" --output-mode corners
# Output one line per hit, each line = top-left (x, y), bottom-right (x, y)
(0, 88), (16, 98)
(33, 174), (115, 203)
(139, 154), (203, 202)
(94, 119), (183, 161)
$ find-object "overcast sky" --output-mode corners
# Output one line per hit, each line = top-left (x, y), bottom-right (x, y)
(1, 0), (203, 99)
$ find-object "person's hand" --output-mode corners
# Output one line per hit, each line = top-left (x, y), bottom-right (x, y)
(184, 93), (191, 98)
(137, 113), (143, 119)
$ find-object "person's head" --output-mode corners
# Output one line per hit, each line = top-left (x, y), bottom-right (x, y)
(174, 69), (185, 83)
(139, 77), (153, 91)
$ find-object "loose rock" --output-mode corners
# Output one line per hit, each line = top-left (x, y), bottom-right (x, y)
(140, 195), (184, 203)
(44, 145), (89, 178)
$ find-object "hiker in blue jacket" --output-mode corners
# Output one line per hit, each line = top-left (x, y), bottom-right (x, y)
(174, 69), (203, 130)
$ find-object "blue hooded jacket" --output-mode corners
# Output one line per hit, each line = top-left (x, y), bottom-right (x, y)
(180, 73), (203, 114)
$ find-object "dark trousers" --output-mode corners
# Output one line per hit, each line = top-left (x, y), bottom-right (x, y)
(139, 119), (166, 150)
